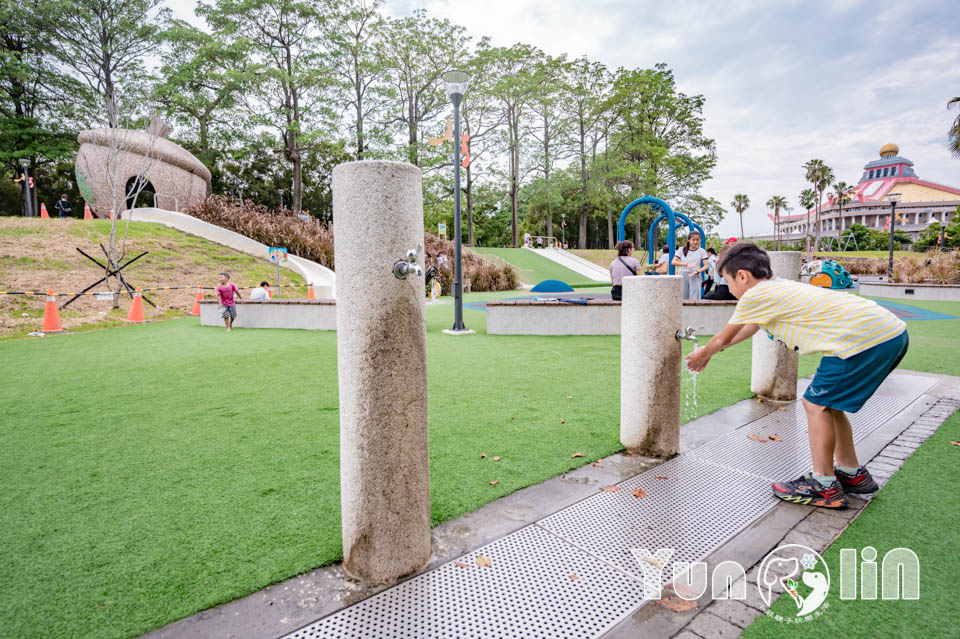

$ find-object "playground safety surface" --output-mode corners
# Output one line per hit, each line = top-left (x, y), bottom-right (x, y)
(277, 373), (938, 639)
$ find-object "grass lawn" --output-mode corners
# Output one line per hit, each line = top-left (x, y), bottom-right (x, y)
(1, 293), (955, 637)
(471, 247), (586, 285)
(812, 251), (915, 258)
(742, 409), (960, 639)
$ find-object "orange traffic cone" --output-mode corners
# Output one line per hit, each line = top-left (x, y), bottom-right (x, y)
(40, 203), (50, 219)
(307, 282), (316, 299)
(126, 288), (145, 323)
(190, 286), (203, 316)
(267, 285), (273, 299)
(41, 289), (64, 333)
(83, 203), (93, 220)
(109, 209), (115, 220)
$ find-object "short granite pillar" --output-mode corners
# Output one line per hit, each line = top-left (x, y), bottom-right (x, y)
(621, 275), (682, 457)
(750, 251), (803, 401)
(332, 161), (431, 584)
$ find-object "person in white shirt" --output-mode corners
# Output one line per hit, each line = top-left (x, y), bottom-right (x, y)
(672, 231), (708, 300)
(250, 281), (270, 300)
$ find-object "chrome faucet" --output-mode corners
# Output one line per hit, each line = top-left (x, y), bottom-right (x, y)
(675, 326), (699, 343)
(393, 245), (424, 279)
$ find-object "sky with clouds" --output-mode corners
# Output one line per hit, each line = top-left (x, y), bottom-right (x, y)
(167, 0), (960, 237)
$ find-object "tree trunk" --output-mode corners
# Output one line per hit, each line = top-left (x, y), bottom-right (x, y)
(607, 210), (614, 248)
(740, 213), (744, 240)
(407, 96), (417, 165)
(578, 206), (587, 249)
(466, 165), (474, 246)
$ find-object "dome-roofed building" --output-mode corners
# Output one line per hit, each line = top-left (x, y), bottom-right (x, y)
(775, 145), (959, 241)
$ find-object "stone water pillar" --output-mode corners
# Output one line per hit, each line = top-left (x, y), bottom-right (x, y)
(621, 275), (683, 457)
(750, 251), (803, 401)
(332, 161), (430, 583)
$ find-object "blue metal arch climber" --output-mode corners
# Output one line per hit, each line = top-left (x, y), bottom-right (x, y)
(617, 196), (705, 276)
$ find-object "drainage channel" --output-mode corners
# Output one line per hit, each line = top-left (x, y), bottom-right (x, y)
(280, 373), (937, 639)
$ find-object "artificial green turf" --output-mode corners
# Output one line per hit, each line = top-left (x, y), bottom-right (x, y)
(742, 409), (960, 639)
(2, 293), (955, 637)
(471, 247), (588, 285)
(0, 294), (817, 638)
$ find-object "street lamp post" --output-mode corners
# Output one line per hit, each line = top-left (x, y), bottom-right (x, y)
(886, 192), (901, 280)
(19, 159), (33, 218)
(442, 69), (471, 334)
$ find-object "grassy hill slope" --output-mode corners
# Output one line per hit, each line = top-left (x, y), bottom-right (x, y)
(0, 219), (305, 339)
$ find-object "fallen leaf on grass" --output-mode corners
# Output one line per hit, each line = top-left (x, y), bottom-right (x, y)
(476, 556), (492, 568)
(656, 596), (699, 613)
(777, 406), (787, 412)
(632, 489), (647, 499)
(480, 452), (487, 459)
(493, 456), (501, 462)
(572, 452), (585, 458)
(769, 434), (782, 441)
(600, 485), (620, 492)
(655, 476), (668, 480)
(489, 480), (499, 485)
(747, 434), (768, 443)
(566, 395), (574, 399)
(455, 562), (470, 568)
(560, 418), (565, 424)
(951, 441), (960, 446)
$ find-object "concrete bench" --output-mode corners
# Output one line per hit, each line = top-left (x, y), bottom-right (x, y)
(859, 282), (960, 302)
(200, 299), (336, 330)
(486, 298), (738, 335)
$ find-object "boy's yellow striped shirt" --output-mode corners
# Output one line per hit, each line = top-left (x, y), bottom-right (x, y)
(729, 279), (906, 359)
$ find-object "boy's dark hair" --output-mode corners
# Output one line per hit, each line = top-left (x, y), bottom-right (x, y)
(260, 280), (269, 287)
(717, 243), (772, 280)
(615, 240), (634, 256)
(220, 272), (230, 279)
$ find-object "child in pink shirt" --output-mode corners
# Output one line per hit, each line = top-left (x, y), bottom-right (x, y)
(216, 272), (242, 331)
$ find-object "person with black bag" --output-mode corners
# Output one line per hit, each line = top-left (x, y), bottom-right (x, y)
(609, 240), (641, 301)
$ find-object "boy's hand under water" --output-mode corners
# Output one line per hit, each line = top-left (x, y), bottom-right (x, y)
(686, 346), (711, 372)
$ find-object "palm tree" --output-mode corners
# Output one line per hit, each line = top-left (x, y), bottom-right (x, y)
(949, 97), (960, 159)
(732, 194), (750, 239)
(832, 181), (856, 245)
(766, 195), (789, 249)
(799, 188), (817, 258)
(803, 159), (834, 251)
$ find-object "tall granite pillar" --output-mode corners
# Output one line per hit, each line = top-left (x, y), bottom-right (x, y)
(332, 161), (430, 583)
(621, 275), (683, 457)
(750, 251), (803, 401)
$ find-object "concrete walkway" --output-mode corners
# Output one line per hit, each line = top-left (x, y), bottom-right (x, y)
(143, 371), (958, 639)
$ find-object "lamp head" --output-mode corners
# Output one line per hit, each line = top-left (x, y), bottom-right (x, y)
(442, 69), (471, 100)
(18, 158), (29, 168)
(886, 192), (901, 204)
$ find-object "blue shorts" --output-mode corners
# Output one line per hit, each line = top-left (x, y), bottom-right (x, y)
(803, 331), (908, 413)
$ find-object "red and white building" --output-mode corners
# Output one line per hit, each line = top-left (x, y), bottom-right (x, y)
(774, 144), (959, 241)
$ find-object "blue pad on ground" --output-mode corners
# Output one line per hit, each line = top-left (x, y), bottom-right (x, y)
(530, 279), (575, 292)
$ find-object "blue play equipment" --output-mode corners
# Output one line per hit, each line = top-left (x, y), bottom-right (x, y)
(530, 279), (575, 293)
(617, 196), (705, 276)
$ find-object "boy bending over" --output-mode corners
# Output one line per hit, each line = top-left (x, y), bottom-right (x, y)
(686, 243), (908, 508)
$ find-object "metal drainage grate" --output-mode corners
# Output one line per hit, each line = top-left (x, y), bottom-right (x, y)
(279, 374), (935, 639)
(537, 455), (773, 584)
(281, 525), (648, 639)
(686, 374), (937, 481)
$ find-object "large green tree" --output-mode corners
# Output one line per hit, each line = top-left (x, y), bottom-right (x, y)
(803, 158), (834, 252)
(766, 195), (788, 248)
(201, 0), (329, 214)
(380, 9), (468, 167)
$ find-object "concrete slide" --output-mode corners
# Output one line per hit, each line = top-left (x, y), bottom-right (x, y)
(121, 207), (336, 298)
(525, 246), (610, 282)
